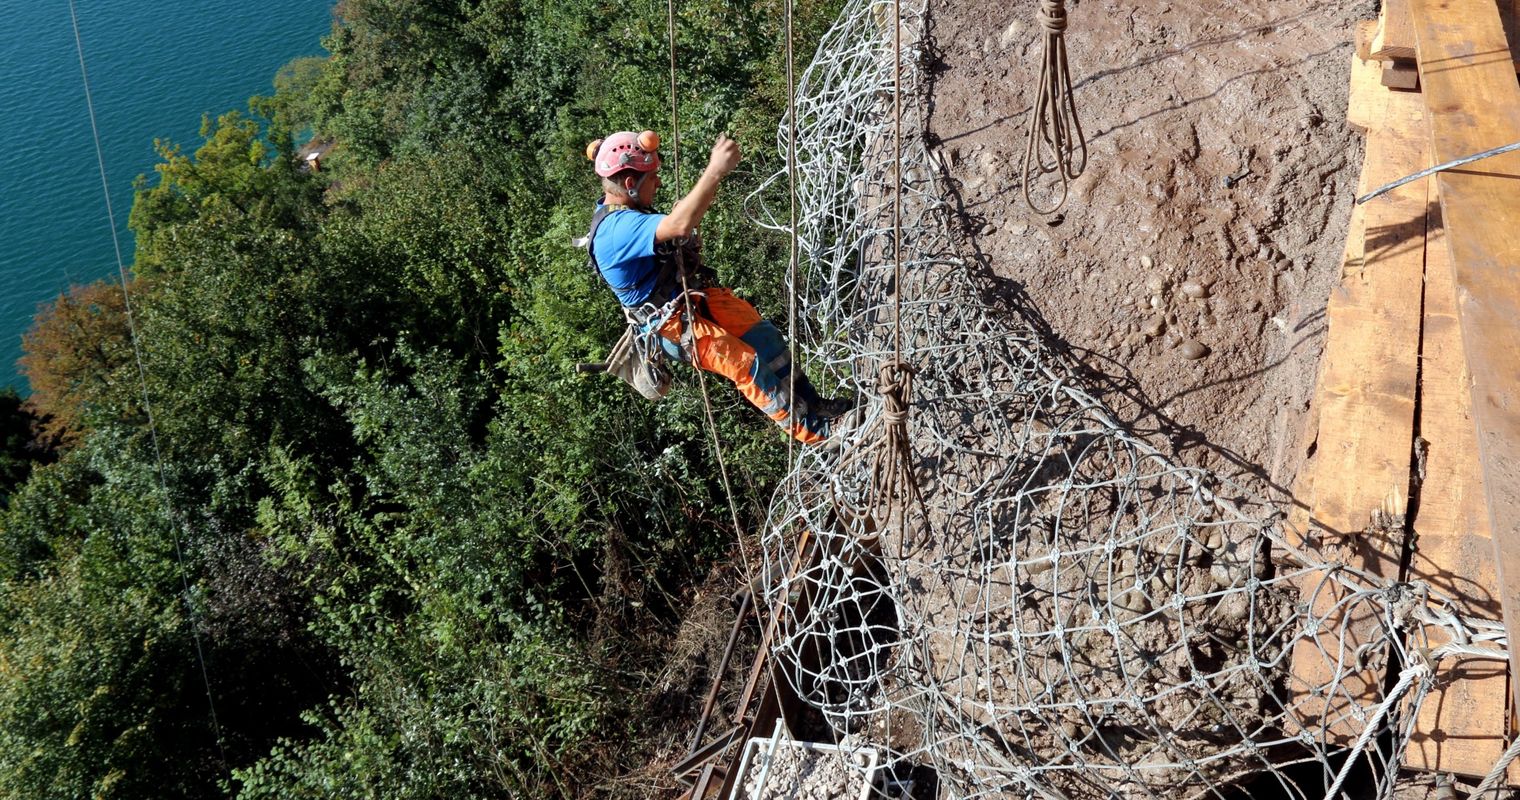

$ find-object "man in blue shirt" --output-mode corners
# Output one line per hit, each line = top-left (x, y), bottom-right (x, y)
(584, 130), (849, 444)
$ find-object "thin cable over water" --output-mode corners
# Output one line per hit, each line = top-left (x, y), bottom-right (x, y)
(68, 0), (226, 764)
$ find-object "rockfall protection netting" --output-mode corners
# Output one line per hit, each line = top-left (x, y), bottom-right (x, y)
(740, 1), (1517, 798)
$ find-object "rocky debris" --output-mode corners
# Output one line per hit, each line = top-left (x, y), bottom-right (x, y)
(999, 19), (1026, 49)
(1180, 279), (1211, 299)
(741, 740), (875, 800)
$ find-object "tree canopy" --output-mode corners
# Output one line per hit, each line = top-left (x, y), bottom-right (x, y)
(3, 0), (842, 797)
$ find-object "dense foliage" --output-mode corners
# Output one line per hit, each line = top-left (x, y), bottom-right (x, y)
(0, 390), (46, 504)
(3, 0), (841, 797)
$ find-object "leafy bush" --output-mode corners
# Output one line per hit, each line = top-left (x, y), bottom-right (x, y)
(3, 0), (843, 796)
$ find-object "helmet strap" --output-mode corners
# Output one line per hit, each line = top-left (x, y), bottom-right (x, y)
(626, 171), (654, 205)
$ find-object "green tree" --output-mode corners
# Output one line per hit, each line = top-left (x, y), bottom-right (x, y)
(4, 0), (846, 795)
(0, 443), (216, 799)
(130, 111), (317, 276)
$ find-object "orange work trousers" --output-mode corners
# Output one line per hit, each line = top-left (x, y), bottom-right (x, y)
(657, 288), (829, 444)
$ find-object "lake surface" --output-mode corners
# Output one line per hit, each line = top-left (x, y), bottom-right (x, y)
(0, 0), (333, 392)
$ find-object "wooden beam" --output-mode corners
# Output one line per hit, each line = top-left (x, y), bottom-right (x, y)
(1281, 179), (1362, 743)
(1410, 0), (1520, 732)
(1310, 74), (1425, 550)
(1382, 61), (1421, 90)
(1372, 0), (1418, 61)
(1363, 0), (1520, 74)
(1357, 17), (1375, 62)
(1405, 192), (1518, 782)
(1348, 23), (1387, 134)
(1285, 47), (1426, 742)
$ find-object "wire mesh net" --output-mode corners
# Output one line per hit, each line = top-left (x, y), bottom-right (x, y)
(741, 1), (1516, 798)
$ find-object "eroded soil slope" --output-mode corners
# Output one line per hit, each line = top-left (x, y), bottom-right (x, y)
(927, 0), (1372, 493)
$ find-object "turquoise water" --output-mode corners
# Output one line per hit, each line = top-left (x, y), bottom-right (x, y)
(0, 1), (333, 393)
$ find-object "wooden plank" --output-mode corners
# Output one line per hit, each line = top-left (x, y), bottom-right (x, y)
(1349, 24), (1387, 134)
(1410, 199), (1498, 629)
(1281, 179), (1363, 743)
(1357, 17), (1378, 63)
(1310, 77), (1425, 550)
(1382, 60), (1422, 90)
(1378, 1), (1520, 71)
(1409, 0), (1520, 738)
(1285, 48), (1427, 743)
(1404, 193), (1518, 781)
(1372, 0), (1418, 61)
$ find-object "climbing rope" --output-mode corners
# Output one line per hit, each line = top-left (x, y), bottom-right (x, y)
(67, 0), (226, 763)
(864, 0), (921, 530)
(1021, 0), (1088, 215)
(663, 0), (762, 597)
(786, 0), (800, 466)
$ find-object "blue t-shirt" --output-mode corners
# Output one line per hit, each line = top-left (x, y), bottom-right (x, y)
(592, 205), (667, 307)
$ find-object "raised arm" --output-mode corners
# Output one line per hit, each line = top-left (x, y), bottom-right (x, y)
(655, 134), (741, 243)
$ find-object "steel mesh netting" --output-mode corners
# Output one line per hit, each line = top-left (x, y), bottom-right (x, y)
(737, 1), (1517, 799)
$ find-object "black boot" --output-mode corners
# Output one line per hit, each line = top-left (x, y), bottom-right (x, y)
(813, 395), (857, 420)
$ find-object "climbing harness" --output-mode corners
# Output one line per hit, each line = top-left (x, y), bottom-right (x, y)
(584, 300), (685, 402)
(1022, 0), (1089, 215)
(577, 202), (710, 310)
(574, 202), (710, 400)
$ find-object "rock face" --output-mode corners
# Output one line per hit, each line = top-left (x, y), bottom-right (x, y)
(928, 0), (1360, 489)
(760, 2), (1368, 799)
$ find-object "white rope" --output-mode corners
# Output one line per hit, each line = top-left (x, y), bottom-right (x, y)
(67, 0), (225, 762)
(1321, 661), (1429, 800)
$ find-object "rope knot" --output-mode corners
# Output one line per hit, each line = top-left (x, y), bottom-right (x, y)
(1037, 0), (1068, 32)
(877, 361), (914, 425)
(867, 360), (920, 533)
(1022, 0), (1087, 215)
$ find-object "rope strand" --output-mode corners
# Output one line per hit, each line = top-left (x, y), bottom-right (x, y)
(1021, 0), (1088, 215)
(865, 0), (921, 533)
(664, 0), (754, 586)
(68, 0), (226, 764)
(786, 0), (799, 466)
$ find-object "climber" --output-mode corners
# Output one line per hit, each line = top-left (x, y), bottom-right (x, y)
(582, 129), (851, 444)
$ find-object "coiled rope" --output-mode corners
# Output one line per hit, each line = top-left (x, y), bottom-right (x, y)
(1022, 0), (1088, 215)
(865, 0), (921, 531)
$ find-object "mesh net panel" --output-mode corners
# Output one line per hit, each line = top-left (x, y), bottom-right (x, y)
(739, 1), (1516, 798)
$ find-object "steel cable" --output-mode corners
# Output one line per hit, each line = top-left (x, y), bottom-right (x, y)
(735, 0), (1516, 797)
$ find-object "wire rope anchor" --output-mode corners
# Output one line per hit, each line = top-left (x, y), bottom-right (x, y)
(1021, 0), (1089, 216)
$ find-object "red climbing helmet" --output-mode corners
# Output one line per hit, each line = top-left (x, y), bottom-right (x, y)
(587, 130), (661, 178)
